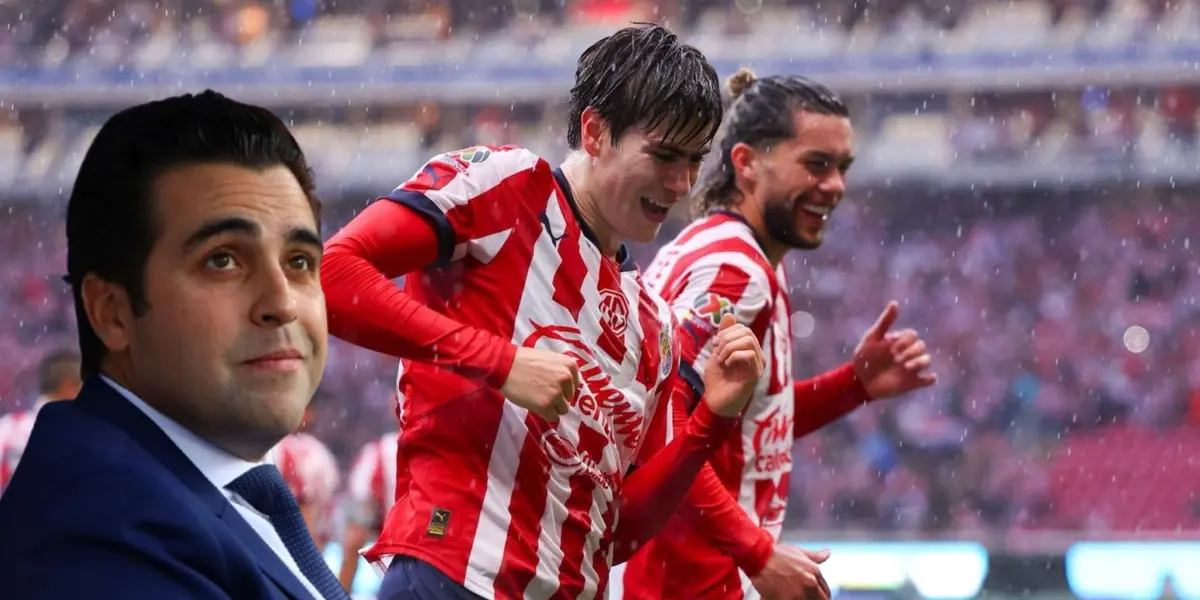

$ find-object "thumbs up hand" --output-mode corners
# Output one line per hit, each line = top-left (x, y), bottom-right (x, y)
(852, 301), (938, 400)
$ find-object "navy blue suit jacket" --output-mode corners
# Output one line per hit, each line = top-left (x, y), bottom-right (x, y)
(0, 377), (317, 600)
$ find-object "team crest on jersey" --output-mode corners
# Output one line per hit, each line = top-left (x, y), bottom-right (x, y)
(659, 328), (672, 378)
(690, 293), (736, 328)
(456, 146), (492, 164)
(598, 290), (629, 337)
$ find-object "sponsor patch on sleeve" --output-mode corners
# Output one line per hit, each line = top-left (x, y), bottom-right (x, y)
(684, 292), (737, 329)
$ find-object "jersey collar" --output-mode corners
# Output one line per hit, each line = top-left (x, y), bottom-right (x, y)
(553, 167), (638, 273)
(709, 209), (771, 259)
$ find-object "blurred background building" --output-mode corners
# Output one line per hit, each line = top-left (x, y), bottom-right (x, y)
(1, 0), (1199, 597)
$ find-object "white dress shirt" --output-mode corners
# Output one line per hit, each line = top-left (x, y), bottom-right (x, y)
(100, 375), (322, 600)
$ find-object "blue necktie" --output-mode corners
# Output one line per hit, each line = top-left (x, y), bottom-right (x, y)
(227, 464), (349, 600)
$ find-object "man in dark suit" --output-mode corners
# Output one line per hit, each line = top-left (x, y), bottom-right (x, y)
(0, 91), (349, 600)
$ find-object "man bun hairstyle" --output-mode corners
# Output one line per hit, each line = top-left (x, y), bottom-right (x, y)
(726, 68), (758, 101)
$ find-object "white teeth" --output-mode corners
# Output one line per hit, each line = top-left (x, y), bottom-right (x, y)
(802, 205), (830, 218)
(644, 198), (671, 210)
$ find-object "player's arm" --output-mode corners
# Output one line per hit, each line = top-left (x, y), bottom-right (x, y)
(322, 146), (543, 390)
(791, 364), (871, 438)
(639, 259), (777, 574)
(612, 316), (763, 565)
(613, 375), (776, 573)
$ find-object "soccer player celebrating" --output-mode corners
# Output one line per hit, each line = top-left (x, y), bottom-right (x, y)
(321, 25), (768, 600)
(623, 69), (939, 600)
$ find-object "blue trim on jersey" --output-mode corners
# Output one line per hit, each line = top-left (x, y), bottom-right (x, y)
(551, 167), (637, 272)
(383, 190), (455, 265)
(678, 362), (706, 414)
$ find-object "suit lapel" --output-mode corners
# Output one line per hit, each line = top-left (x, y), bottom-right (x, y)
(74, 377), (318, 600)
(215, 504), (321, 600)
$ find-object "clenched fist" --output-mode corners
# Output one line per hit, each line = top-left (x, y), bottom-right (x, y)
(501, 347), (578, 421)
(702, 313), (765, 417)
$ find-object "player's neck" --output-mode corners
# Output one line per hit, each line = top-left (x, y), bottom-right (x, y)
(560, 157), (622, 259)
(727, 204), (788, 267)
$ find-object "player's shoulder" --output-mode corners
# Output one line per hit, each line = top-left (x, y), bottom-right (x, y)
(424, 144), (547, 181)
(660, 220), (776, 296)
(657, 213), (773, 278)
(397, 144), (553, 207)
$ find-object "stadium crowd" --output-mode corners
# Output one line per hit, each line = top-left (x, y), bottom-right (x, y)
(0, 0), (1191, 61)
(1, 186), (1196, 535)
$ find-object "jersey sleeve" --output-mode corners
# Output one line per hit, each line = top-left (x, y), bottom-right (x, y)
(668, 255), (775, 409)
(612, 374), (739, 565)
(384, 145), (545, 264)
(322, 188), (518, 388)
(625, 369), (775, 575)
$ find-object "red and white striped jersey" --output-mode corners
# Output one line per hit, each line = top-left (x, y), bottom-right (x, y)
(0, 400), (49, 494)
(372, 145), (680, 599)
(345, 432), (399, 530)
(637, 211), (795, 598)
(274, 432), (341, 546)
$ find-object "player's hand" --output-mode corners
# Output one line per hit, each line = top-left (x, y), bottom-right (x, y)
(852, 301), (938, 400)
(701, 313), (765, 418)
(751, 546), (832, 600)
(500, 347), (578, 421)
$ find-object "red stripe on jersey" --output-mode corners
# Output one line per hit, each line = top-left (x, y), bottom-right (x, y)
(552, 203), (588, 321)
(594, 262), (628, 362)
(662, 237), (776, 303)
(672, 212), (737, 247)
(633, 288), (665, 390)
(493, 416), (553, 598)
(553, 423), (610, 598)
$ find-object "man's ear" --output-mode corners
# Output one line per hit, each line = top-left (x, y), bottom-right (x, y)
(80, 273), (135, 355)
(579, 106), (611, 158)
(730, 142), (759, 187)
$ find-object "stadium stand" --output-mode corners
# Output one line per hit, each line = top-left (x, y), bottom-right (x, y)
(2, 1), (1199, 597)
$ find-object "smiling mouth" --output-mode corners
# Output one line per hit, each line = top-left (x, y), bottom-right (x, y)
(641, 196), (672, 222)
(800, 204), (831, 220)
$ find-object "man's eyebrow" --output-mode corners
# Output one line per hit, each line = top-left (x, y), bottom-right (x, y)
(287, 227), (323, 251)
(181, 218), (322, 253)
(804, 150), (856, 169)
(182, 217), (259, 251)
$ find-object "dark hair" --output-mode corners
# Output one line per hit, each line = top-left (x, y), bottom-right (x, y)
(693, 68), (849, 216)
(37, 349), (81, 396)
(567, 23), (723, 150)
(65, 90), (320, 379)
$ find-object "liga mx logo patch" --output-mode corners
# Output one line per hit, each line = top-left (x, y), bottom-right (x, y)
(427, 508), (451, 538)
(456, 146), (492, 164)
(659, 328), (672, 377)
(691, 293), (736, 328)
